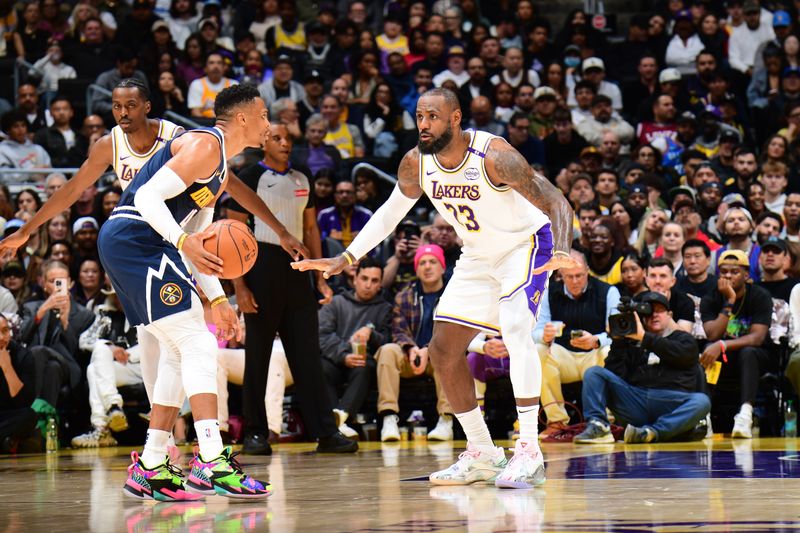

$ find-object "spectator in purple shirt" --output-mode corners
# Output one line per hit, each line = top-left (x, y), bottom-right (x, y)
(317, 180), (373, 248)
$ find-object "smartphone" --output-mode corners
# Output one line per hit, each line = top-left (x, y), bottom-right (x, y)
(54, 278), (68, 295)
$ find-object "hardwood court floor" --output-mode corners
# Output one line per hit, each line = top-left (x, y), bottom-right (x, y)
(1, 437), (799, 532)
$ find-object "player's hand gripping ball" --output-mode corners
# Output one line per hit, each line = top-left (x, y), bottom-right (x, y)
(203, 219), (258, 279)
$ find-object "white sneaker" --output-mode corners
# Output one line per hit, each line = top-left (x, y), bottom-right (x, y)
(333, 408), (348, 427)
(338, 423), (359, 439)
(429, 443), (507, 485)
(495, 440), (546, 489)
(71, 428), (117, 448)
(428, 415), (454, 441)
(704, 413), (713, 439)
(732, 411), (753, 439)
(381, 414), (400, 442)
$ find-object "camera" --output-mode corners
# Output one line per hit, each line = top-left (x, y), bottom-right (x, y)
(608, 296), (652, 338)
(398, 221), (421, 240)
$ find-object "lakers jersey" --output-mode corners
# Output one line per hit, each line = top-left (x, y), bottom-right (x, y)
(420, 129), (550, 257)
(111, 119), (182, 187)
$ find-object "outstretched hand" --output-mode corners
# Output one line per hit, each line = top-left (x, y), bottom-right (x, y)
(532, 254), (580, 275)
(279, 230), (310, 261)
(291, 255), (349, 279)
(0, 230), (29, 261)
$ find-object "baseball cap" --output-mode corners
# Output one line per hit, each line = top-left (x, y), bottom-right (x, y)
(698, 181), (722, 193)
(659, 68), (682, 84)
(580, 146), (601, 158)
(274, 54), (293, 68)
(198, 17), (218, 29)
(773, 10), (791, 27)
(721, 204), (754, 226)
(204, 0), (222, 6)
(72, 216), (99, 235)
(761, 236), (788, 253)
(719, 130), (740, 143)
(447, 45), (466, 57)
(305, 21), (327, 34)
(628, 183), (647, 196)
(3, 219), (24, 237)
(669, 186), (696, 204)
(722, 193), (747, 208)
(784, 66), (800, 77)
(533, 86), (557, 100)
(637, 291), (670, 312)
(677, 111), (697, 124)
(673, 197), (698, 213)
(414, 244), (446, 271)
(151, 20), (169, 32)
(1, 260), (25, 277)
(742, 0), (760, 14)
(582, 57), (605, 71)
(718, 249), (750, 268)
(304, 69), (324, 84)
(564, 44), (581, 55)
(674, 8), (692, 21)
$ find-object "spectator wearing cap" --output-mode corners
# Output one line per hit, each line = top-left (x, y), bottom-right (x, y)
(757, 236), (797, 302)
(637, 93), (678, 145)
(433, 46), (469, 88)
(567, 57), (623, 111)
(783, 192), (800, 242)
(713, 205), (761, 280)
(0, 110), (51, 185)
(544, 107), (589, 179)
(709, 130), (740, 182)
(298, 70), (325, 127)
(665, 9), (705, 76)
(489, 46), (540, 90)
(728, 0), (775, 76)
(468, 96), (505, 138)
(534, 249), (620, 436)
(755, 11), (794, 73)
(72, 216), (100, 265)
(579, 146), (602, 175)
(529, 86), (559, 139)
(505, 111), (546, 167)
(92, 48), (149, 117)
(748, 43), (785, 110)
(576, 94), (635, 150)
(622, 55), (659, 122)
(673, 197), (721, 253)
(573, 290), (709, 444)
(374, 244), (454, 442)
(264, 0), (306, 55)
(257, 55), (305, 107)
(302, 21), (333, 81)
(197, 16), (235, 57)
(187, 52), (237, 118)
(701, 249), (772, 438)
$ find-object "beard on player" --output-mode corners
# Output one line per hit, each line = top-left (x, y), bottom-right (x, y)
(417, 122), (454, 154)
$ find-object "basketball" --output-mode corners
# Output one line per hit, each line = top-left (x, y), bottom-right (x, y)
(202, 219), (258, 279)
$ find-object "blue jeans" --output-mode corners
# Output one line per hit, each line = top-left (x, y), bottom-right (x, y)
(582, 366), (711, 441)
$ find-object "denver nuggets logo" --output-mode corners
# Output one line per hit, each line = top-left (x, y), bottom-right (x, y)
(530, 290), (541, 305)
(159, 283), (183, 306)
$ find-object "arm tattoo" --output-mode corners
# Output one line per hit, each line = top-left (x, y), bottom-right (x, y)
(491, 142), (574, 252)
(397, 148), (424, 199)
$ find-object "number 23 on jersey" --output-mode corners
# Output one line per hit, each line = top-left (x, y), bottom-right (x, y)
(443, 202), (480, 232)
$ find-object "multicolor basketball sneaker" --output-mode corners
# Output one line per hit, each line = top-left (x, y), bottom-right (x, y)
(123, 451), (205, 501)
(186, 446), (272, 499)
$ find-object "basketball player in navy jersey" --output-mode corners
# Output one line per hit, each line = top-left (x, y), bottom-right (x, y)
(294, 88), (577, 489)
(98, 84), (274, 500)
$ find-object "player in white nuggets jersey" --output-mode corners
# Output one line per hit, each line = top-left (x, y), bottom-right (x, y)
(294, 88), (577, 489)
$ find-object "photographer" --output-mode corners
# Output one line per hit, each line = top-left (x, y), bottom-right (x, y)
(382, 219), (422, 295)
(533, 249), (620, 437)
(574, 292), (710, 444)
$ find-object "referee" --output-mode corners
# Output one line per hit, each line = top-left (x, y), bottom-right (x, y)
(228, 124), (357, 455)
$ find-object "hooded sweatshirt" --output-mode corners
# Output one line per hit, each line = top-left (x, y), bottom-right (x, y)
(318, 289), (392, 365)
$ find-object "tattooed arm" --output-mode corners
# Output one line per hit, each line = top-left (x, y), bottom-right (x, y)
(484, 138), (577, 272)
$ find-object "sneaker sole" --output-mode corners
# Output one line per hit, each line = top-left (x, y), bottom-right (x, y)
(381, 436), (400, 442)
(429, 469), (503, 486)
(731, 430), (752, 439)
(108, 414), (129, 433)
(427, 434), (453, 441)
(574, 434), (615, 444)
(185, 477), (217, 496)
(212, 486), (272, 499)
(495, 477), (546, 489)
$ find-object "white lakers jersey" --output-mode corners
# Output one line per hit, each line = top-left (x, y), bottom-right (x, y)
(420, 129), (550, 257)
(111, 119), (181, 188)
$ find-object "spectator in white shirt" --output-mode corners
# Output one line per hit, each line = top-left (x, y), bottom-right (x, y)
(566, 57), (623, 111)
(665, 10), (705, 76)
(729, 0), (776, 76)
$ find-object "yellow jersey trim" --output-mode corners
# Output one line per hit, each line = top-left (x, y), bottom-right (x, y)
(481, 135), (511, 192)
(122, 119), (165, 159)
(432, 130), (476, 174)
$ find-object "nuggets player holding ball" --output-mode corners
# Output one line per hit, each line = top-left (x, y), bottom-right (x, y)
(293, 88), (576, 488)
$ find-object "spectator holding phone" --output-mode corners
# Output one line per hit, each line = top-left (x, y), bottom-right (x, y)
(382, 219), (422, 295)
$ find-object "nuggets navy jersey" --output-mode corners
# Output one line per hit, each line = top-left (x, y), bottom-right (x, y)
(98, 127), (227, 326)
(420, 129), (550, 258)
(111, 119), (181, 187)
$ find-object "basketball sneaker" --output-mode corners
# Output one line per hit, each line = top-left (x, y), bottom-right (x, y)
(732, 411), (753, 439)
(123, 451), (204, 502)
(107, 405), (129, 433)
(495, 440), (546, 489)
(428, 415), (454, 441)
(71, 427), (117, 448)
(186, 446), (272, 499)
(429, 443), (507, 485)
(573, 419), (615, 444)
(623, 424), (657, 444)
(381, 414), (400, 442)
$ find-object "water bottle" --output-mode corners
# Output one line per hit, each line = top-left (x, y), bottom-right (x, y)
(785, 401), (797, 438)
(45, 417), (58, 453)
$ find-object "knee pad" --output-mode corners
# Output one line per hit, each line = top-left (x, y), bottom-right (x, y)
(137, 326), (162, 402)
(177, 329), (220, 398)
(150, 340), (185, 408)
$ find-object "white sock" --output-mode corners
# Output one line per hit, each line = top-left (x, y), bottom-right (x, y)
(455, 406), (495, 454)
(740, 403), (753, 417)
(195, 419), (224, 460)
(517, 405), (540, 445)
(167, 433), (175, 448)
(141, 428), (170, 468)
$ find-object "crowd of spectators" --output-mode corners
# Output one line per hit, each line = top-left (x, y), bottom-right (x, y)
(3, 0), (800, 452)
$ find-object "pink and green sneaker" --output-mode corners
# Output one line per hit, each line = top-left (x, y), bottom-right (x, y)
(186, 446), (272, 499)
(123, 451), (205, 501)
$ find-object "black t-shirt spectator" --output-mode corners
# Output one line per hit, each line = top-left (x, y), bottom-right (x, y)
(758, 278), (799, 304)
(669, 288), (695, 324)
(700, 284), (773, 339)
(543, 130), (588, 180)
(676, 274), (718, 300)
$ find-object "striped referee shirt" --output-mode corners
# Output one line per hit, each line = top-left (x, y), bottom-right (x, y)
(229, 161), (314, 244)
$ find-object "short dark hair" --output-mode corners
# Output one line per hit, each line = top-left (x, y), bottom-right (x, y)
(1, 109), (28, 134)
(591, 94), (612, 107)
(680, 149), (706, 164)
(682, 238), (711, 257)
(734, 146), (757, 159)
(756, 210), (784, 231)
(49, 95), (72, 108)
(647, 257), (674, 272)
(578, 201), (600, 215)
(509, 111), (530, 127)
(114, 78), (150, 101)
(575, 79), (597, 93)
(420, 87), (461, 112)
(357, 256), (383, 275)
(553, 107), (572, 123)
(214, 83), (261, 118)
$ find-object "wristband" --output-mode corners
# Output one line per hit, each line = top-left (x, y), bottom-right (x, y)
(209, 295), (228, 308)
(718, 340), (728, 363)
(176, 233), (188, 251)
(342, 250), (356, 265)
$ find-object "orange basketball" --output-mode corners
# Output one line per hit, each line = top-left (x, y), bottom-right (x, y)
(202, 219), (258, 279)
